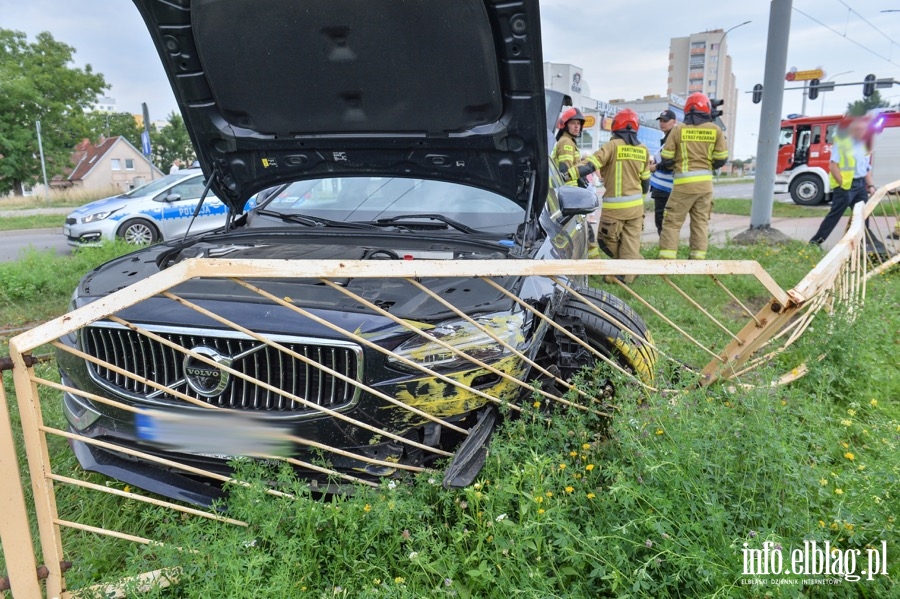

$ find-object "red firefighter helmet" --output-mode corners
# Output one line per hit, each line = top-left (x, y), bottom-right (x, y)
(684, 92), (712, 114)
(556, 107), (586, 131)
(611, 109), (640, 132)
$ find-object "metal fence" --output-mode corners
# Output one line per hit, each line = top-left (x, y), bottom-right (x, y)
(1, 182), (897, 597)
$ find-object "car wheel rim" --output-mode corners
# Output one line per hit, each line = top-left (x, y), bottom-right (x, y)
(124, 224), (153, 244)
(797, 182), (818, 200)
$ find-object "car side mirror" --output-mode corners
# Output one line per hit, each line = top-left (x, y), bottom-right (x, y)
(165, 193), (182, 202)
(557, 186), (599, 218)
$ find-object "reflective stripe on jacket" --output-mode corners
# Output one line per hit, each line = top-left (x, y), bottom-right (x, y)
(582, 139), (650, 209)
(660, 122), (728, 186)
(552, 132), (580, 187)
(650, 142), (674, 193)
(649, 167), (673, 193)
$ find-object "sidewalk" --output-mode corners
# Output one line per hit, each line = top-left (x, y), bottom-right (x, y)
(640, 212), (899, 250)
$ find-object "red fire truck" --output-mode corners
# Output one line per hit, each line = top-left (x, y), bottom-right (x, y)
(774, 111), (900, 205)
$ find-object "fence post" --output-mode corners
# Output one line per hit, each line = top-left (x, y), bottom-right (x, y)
(7, 346), (66, 598)
(0, 367), (42, 598)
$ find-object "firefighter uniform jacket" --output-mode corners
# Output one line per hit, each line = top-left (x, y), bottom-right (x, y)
(583, 138), (651, 220)
(660, 122), (728, 189)
(552, 132), (581, 187)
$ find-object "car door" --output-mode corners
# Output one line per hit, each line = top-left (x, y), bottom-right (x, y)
(157, 176), (227, 239)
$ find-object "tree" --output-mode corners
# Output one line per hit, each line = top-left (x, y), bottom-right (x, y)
(0, 29), (107, 195)
(731, 159), (745, 176)
(151, 112), (196, 172)
(846, 91), (889, 116)
(71, 111), (143, 149)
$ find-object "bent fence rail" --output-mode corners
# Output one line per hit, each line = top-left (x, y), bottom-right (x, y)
(1, 181), (897, 597)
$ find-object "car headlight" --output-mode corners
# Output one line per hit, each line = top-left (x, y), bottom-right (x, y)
(388, 311), (527, 372)
(81, 209), (119, 223)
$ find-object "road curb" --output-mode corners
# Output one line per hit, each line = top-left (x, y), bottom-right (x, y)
(1, 227), (62, 237)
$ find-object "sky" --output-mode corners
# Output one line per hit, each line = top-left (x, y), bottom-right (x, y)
(3, 0), (900, 159)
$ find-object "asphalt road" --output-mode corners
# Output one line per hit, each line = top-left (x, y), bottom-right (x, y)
(715, 182), (755, 199)
(714, 181), (795, 203)
(0, 228), (71, 262)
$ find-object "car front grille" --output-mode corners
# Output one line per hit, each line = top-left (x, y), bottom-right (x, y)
(65, 217), (77, 225)
(82, 324), (362, 413)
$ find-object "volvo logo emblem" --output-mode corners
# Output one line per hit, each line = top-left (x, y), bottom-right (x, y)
(183, 346), (232, 398)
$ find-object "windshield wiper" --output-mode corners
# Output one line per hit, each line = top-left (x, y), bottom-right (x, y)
(370, 214), (479, 235)
(256, 209), (377, 230)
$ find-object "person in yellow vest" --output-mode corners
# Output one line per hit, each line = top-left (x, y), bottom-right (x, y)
(554, 107), (605, 258)
(657, 93), (728, 259)
(568, 109), (650, 282)
(552, 107), (587, 187)
(810, 117), (876, 245)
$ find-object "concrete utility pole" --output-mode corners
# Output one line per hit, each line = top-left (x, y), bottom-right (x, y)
(737, 0), (793, 242)
(35, 121), (50, 204)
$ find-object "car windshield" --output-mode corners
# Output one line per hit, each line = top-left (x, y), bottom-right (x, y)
(256, 176), (524, 234)
(121, 173), (192, 198)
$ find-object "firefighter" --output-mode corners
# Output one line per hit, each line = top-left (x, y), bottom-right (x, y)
(552, 107), (587, 187)
(569, 109), (651, 283)
(657, 93), (728, 259)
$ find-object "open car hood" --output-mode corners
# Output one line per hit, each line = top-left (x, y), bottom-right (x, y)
(132, 0), (548, 214)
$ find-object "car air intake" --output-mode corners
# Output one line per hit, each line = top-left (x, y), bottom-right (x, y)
(82, 324), (361, 413)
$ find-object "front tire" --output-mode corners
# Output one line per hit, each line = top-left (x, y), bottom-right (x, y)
(552, 287), (657, 383)
(790, 173), (826, 206)
(117, 218), (160, 245)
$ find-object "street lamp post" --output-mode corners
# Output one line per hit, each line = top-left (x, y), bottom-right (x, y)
(712, 21), (751, 101)
(820, 70), (854, 115)
(712, 20), (751, 155)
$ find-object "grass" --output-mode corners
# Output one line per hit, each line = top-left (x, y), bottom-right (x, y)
(870, 196), (900, 217)
(0, 187), (118, 211)
(710, 196), (900, 219)
(0, 242), (898, 598)
(712, 198), (829, 218)
(124, 273), (899, 598)
(0, 242), (137, 327)
(0, 214), (66, 232)
(592, 241), (826, 370)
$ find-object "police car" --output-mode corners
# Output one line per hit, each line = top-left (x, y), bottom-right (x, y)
(63, 169), (236, 246)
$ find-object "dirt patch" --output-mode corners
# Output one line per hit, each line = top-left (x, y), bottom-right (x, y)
(721, 296), (769, 322)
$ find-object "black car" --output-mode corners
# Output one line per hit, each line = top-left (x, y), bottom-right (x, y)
(57, 0), (655, 506)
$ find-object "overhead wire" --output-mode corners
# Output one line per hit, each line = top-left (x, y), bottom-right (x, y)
(836, 0), (897, 49)
(792, 6), (900, 71)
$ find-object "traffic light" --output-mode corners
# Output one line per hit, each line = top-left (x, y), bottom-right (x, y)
(710, 98), (725, 120)
(752, 83), (763, 104)
(808, 79), (820, 101)
(863, 74), (877, 97)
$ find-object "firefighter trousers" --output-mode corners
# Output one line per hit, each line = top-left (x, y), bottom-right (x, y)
(598, 212), (643, 283)
(658, 186), (713, 259)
